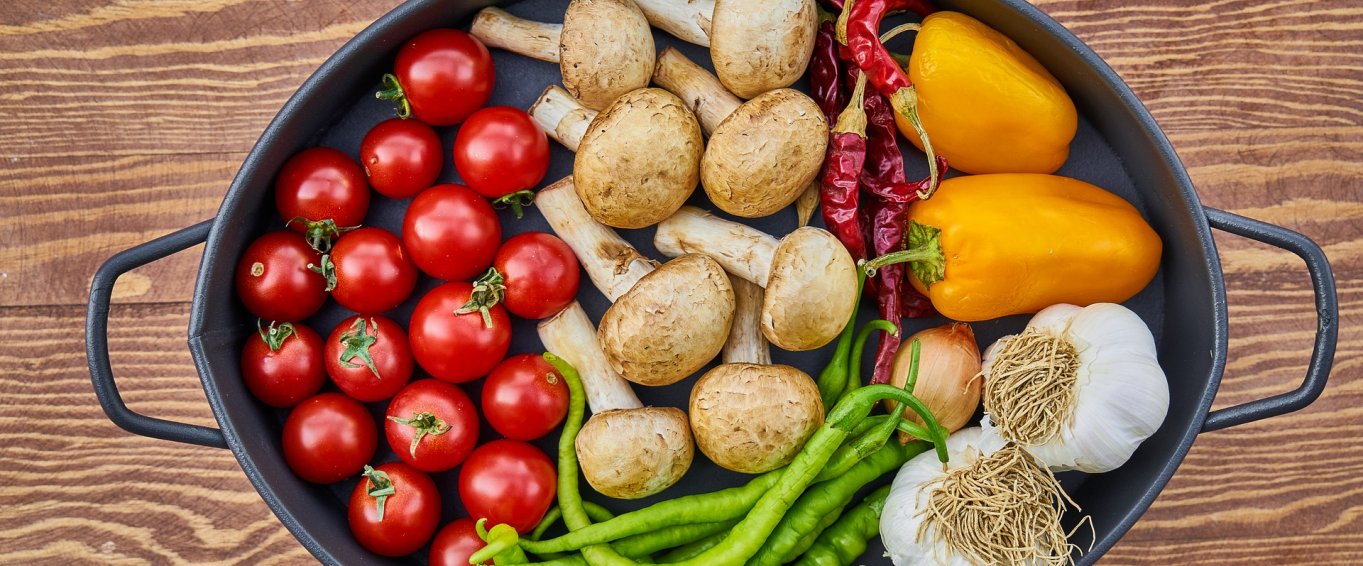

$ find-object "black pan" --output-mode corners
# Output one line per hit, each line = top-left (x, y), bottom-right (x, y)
(86, 0), (1339, 563)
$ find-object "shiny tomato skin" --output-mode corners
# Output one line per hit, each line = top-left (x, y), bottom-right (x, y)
(408, 282), (510, 383)
(330, 227), (418, 314)
(494, 232), (580, 319)
(360, 118), (443, 198)
(429, 518), (488, 566)
(482, 354), (569, 441)
(240, 322), (325, 408)
(324, 315), (413, 402)
(402, 184), (501, 281)
(453, 107), (550, 199)
(458, 439), (556, 534)
(394, 29), (494, 126)
(348, 462), (441, 557)
(282, 393), (377, 484)
(275, 147), (370, 229)
(384, 379), (479, 472)
(234, 231), (327, 322)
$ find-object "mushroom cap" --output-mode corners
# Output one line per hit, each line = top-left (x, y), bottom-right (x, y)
(689, 363), (824, 473)
(560, 0), (657, 110)
(710, 0), (818, 98)
(701, 89), (827, 218)
(599, 254), (735, 386)
(763, 227), (858, 351)
(575, 88), (704, 229)
(576, 407), (694, 499)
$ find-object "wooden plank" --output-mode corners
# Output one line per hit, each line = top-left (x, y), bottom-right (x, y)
(0, 0), (394, 159)
(0, 153), (231, 307)
(0, 303), (312, 564)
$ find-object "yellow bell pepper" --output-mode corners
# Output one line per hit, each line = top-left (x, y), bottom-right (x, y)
(895, 11), (1078, 175)
(883, 174), (1161, 322)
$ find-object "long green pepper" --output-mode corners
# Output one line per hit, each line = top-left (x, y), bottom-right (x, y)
(794, 485), (893, 566)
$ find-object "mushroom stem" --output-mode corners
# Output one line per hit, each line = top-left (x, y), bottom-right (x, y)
(632, 0), (714, 46)
(539, 301), (643, 413)
(654, 206), (778, 286)
(723, 276), (771, 365)
(529, 85), (598, 151)
(470, 7), (562, 63)
(653, 47), (741, 136)
(537, 177), (658, 301)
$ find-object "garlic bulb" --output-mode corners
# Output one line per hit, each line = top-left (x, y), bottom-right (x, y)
(882, 427), (1004, 566)
(980, 302), (1169, 473)
(882, 427), (1078, 566)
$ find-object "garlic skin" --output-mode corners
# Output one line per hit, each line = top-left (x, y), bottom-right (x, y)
(881, 427), (1005, 566)
(981, 303), (1169, 473)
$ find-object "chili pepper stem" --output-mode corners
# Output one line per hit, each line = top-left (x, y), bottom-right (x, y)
(891, 87), (940, 196)
(834, 0), (856, 44)
(832, 73), (869, 135)
(846, 319), (898, 400)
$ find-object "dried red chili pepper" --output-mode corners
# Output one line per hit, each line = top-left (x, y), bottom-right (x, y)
(812, 11), (846, 123)
(838, 0), (941, 192)
(821, 0), (935, 18)
(819, 73), (870, 261)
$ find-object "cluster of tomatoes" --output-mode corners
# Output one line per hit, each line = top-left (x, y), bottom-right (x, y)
(232, 28), (580, 562)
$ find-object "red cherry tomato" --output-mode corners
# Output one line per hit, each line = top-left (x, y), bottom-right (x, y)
(402, 184), (501, 281)
(348, 462), (441, 557)
(453, 107), (549, 200)
(408, 282), (510, 383)
(429, 518), (488, 566)
(240, 322), (325, 408)
(458, 440), (556, 534)
(324, 315), (413, 402)
(234, 231), (327, 322)
(328, 227), (418, 314)
(384, 379), (479, 472)
(382, 29), (494, 126)
(482, 354), (569, 441)
(275, 147), (370, 248)
(360, 118), (443, 198)
(282, 393), (377, 484)
(494, 232), (580, 319)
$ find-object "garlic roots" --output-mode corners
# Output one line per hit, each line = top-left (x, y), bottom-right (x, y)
(981, 303), (1170, 473)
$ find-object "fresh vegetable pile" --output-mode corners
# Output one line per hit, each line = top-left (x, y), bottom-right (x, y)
(232, 0), (1174, 564)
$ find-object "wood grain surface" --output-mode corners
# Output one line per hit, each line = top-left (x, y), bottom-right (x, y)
(0, 0), (1358, 564)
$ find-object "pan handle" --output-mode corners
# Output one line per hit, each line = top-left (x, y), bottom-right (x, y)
(1201, 208), (1338, 432)
(86, 221), (227, 449)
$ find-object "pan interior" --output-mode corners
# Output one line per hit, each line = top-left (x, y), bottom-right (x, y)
(188, 0), (1222, 563)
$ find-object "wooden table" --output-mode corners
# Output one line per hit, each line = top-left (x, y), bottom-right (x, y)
(1, 0), (1358, 563)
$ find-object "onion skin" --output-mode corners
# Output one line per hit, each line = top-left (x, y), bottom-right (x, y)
(887, 323), (982, 433)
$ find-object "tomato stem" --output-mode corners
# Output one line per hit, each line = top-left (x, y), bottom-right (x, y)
(375, 73), (412, 120)
(286, 216), (357, 252)
(256, 320), (296, 352)
(307, 254), (337, 292)
(338, 317), (382, 379)
(492, 190), (536, 219)
(456, 267), (506, 329)
(362, 465), (395, 522)
(385, 411), (452, 459)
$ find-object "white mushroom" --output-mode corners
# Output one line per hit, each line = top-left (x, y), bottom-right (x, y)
(540, 302), (693, 499)
(538, 177), (734, 386)
(632, 0), (817, 98)
(652, 48), (827, 218)
(470, 0), (654, 109)
(529, 85), (703, 229)
(689, 276), (824, 473)
(655, 206), (857, 351)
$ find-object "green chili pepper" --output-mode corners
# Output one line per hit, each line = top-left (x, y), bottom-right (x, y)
(794, 485), (892, 566)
